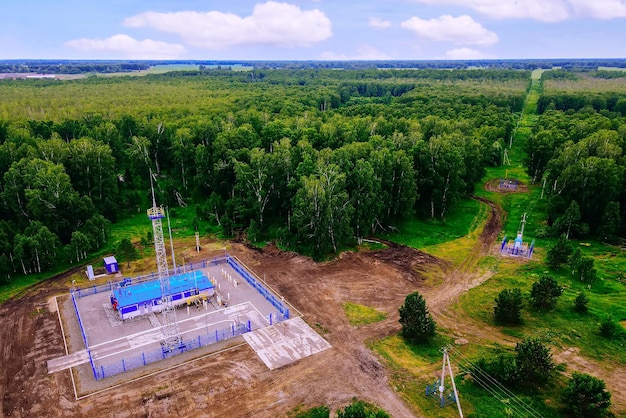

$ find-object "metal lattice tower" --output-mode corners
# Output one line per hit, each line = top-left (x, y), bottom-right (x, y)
(148, 172), (180, 350)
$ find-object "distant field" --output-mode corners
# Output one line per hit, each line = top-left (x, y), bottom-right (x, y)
(598, 66), (626, 71)
(99, 63), (254, 77)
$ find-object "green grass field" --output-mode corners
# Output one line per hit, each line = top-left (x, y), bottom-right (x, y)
(343, 302), (387, 326)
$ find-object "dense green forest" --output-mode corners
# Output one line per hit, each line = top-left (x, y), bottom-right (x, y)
(0, 66), (625, 281)
(527, 70), (626, 240)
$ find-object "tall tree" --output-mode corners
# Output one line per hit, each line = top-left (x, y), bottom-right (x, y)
(515, 338), (554, 383)
(561, 373), (611, 418)
(399, 291), (436, 343)
(292, 157), (353, 259)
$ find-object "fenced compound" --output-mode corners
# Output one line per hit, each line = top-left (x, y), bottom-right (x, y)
(500, 235), (535, 258)
(499, 179), (519, 190)
(93, 320), (251, 380)
(68, 253), (294, 381)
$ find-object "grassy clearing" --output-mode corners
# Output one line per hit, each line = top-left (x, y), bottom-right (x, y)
(344, 302), (387, 326)
(370, 333), (560, 417)
(455, 247), (626, 365)
(380, 199), (485, 250)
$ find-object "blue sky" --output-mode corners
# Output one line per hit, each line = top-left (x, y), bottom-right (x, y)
(1, 0), (626, 60)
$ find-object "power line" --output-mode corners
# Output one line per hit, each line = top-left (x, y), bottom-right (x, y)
(447, 346), (543, 418)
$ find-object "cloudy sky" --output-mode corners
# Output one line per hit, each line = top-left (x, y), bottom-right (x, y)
(1, 0), (626, 61)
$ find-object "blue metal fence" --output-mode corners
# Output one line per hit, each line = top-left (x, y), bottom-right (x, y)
(93, 321), (251, 380)
(226, 256), (290, 319)
(70, 291), (98, 378)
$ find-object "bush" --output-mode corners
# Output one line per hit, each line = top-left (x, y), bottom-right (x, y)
(561, 372), (612, 417)
(515, 337), (554, 383)
(295, 406), (330, 418)
(399, 291), (436, 343)
(547, 235), (572, 268)
(472, 355), (521, 386)
(494, 288), (523, 325)
(599, 316), (620, 339)
(530, 275), (563, 310)
(115, 238), (138, 268)
(337, 400), (389, 418)
(574, 291), (589, 313)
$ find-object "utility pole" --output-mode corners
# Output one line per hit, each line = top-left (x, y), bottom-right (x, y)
(441, 347), (463, 418)
(520, 213), (527, 238)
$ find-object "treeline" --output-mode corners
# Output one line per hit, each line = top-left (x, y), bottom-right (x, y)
(0, 62), (149, 74)
(537, 92), (626, 115)
(0, 69), (526, 278)
(525, 108), (626, 240)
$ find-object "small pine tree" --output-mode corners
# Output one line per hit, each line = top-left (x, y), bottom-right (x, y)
(515, 337), (554, 383)
(546, 235), (572, 269)
(561, 372), (612, 418)
(337, 400), (389, 418)
(574, 291), (589, 313)
(599, 315), (620, 339)
(530, 275), (563, 310)
(399, 291), (436, 343)
(116, 238), (137, 268)
(494, 288), (523, 325)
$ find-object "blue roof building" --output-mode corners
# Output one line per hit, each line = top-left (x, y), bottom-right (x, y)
(111, 270), (214, 320)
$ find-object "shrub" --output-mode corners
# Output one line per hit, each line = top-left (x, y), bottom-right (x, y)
(337, 400), (390, 418)
(399, 291), (436, 343)
(574, 291), (589, 313)
(472, 355), (521, 386)
(530, 275), (563, 310)
(546, 235), (572, 268)
(561, 372), (612, 417)
(515, 337), (554, 383)
(115, 238), (137, 268)
(599, 316), (620, 339)
(494, 288), (523, 325)
(295, 406), (330, 418)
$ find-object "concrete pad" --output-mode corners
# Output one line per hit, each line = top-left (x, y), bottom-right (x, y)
(47, 349), (90, 373)
(243, 317), (331, 370)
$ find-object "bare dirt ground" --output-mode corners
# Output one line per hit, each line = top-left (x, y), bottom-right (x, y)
(0, 242), (442, 418)
(1, 193), (624, 417)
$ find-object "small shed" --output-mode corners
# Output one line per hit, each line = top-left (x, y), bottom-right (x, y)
(103, 256), (119, 274)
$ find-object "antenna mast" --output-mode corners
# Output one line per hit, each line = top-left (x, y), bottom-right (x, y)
(147, 170), (180, 350)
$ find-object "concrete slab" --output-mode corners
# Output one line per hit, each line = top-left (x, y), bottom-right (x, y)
(243, 317), (331, 370)
(47, 349), (90, 373)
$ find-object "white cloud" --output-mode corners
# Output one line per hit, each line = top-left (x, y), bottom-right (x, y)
(413, 0), (626, 22)
(320, 44), (391, 60)
(412, 0), (571, 22)
(65, 34), (185, 59)
(444, 47), (495, 59)
(124, 1), (332, 50)
(401, 15), (498, 46)
(569, 0), (626, 19)
(368, 17), (391, 29)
